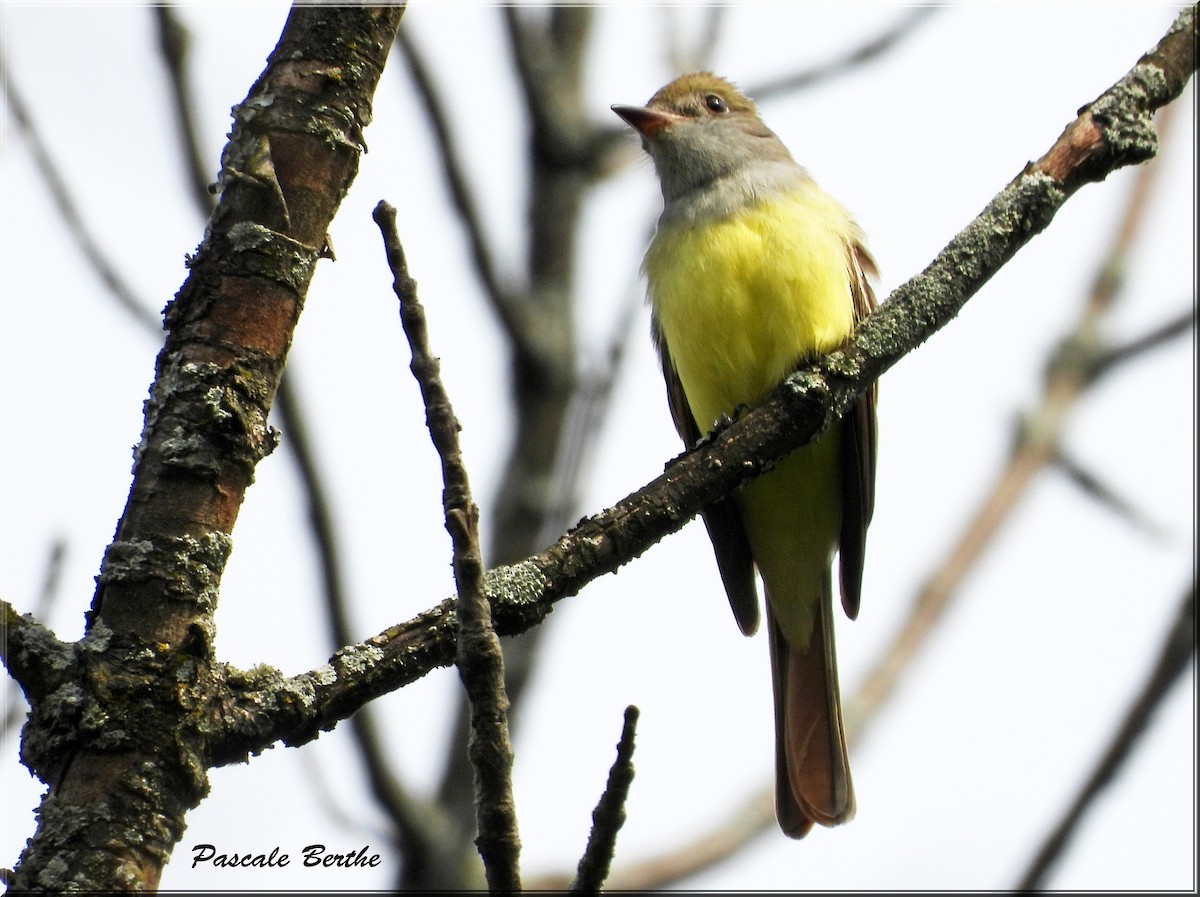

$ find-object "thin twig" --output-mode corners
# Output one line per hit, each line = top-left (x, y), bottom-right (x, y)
(538, 273), (646, 547)
(1052, 450), (1171, 541)
(663, 6), (728, 74)
(272, 382), (442, 866)
(1, 54), (160, 331)
(2, 539), (69, 734)
(424, 7), (600, 873)
(1015, 583), (1196, 890)
(531, 788), (773, 891)
(750, 8), (940, 100)
(374, 201), (522, 893)
(152, 6), (216, 220)
(1088, 304), (1195, 383)
(572, 706), (640, 893)
(393, 27), (513, 336)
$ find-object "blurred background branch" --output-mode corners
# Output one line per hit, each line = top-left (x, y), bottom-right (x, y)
(1015, 580), (1195, 891)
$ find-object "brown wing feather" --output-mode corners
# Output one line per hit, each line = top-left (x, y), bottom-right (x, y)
(837, 241), (879, 621)
(653, 317), (760, 636)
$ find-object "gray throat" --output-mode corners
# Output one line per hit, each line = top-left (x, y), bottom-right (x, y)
(658, 159), (811, 228)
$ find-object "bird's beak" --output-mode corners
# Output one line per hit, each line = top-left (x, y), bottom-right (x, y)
(611, 103), (680, 138)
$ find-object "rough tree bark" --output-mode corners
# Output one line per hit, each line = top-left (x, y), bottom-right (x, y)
(4, 6), (405, 890)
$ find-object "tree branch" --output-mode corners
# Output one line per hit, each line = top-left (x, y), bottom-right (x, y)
(375, 201), (522, 892)
(393, 27), (514, 336)
(1, 600), (75, 709)
(0, 55), (161, 331)
(1015, 582), (1196, 890)
(426, 7), (606, 874)
(1088, 303), (1196, 383)
(152, 6), (216, 221)
(1052, 450), (1172, 541)
(2, 540), (68, 733)
(571, 705), (640, 892)
(750, 7), (941, 99)
(8, 7), (406, 890)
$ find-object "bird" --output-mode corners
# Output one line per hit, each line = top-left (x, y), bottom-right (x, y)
(612, 72), (878, 839)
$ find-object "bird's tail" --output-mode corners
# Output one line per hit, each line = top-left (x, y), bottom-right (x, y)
(768, 579), (854, 838)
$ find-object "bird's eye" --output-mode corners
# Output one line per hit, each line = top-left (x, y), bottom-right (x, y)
(704, 94), (727, 114)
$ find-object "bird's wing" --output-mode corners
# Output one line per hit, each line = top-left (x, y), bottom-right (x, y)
(653, 317), (761, 636)
(837, 240), (879, 621)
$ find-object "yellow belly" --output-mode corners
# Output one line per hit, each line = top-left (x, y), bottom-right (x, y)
(645, 185), (857, 647)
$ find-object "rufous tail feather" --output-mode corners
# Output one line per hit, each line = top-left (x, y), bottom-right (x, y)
(768, 583), (854, 838)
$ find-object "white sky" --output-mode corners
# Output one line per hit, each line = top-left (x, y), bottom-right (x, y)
(1, 1), (1195, 890)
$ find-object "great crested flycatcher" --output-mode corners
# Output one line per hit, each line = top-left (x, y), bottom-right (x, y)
(613, 72), (878, 839)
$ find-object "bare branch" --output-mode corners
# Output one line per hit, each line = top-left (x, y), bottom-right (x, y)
(426, 6), (605, 870)
(0, 54), (160, 331)
(539, 274), (646, 547)
(1, 599), (74, 708)
(35, 11), (438, 871)
(572, 706), (640, 892)
(1015, 582), (1196, 890)
(152, 6), (216, 219)
(750, 8), (941, 99)
(1088, 303), (1195, 383)
(2, 540), (68, 732)
(663, 6), (728, 74)
(393, 27), (513, 334)
(375, 201), (522, 892)
(1053, 450), (1172, 541)
(595, 790), (774, 891)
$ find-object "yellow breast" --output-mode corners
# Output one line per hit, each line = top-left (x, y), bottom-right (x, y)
(645, 183), (857, 434)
